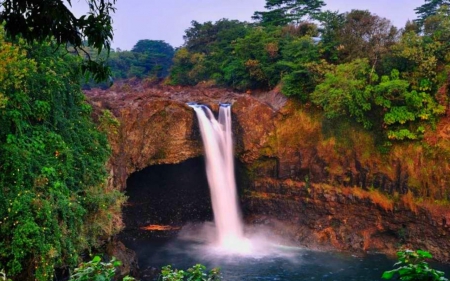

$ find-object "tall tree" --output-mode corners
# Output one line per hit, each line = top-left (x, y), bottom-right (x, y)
(0, 0), (116, 81)
(131, 40), (175, 77)
(252, 0), (325, 26)
(414, 0), (450, 27)
(183, 19), (250, 54)
(402, 20), (420, 35)
(0, 27), (126, 280)
(315, 10), (346, 62)
(337, 10), (398, 65)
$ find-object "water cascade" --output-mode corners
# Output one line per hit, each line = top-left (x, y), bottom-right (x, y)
(189, 103), (250, 252)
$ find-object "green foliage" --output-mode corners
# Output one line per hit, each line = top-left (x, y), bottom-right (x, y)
(312, 56), (446, 140)
(168, 7), (448, 146)
(0, 0), (116, 82)
(279, 36), (321, 100)
(169, 19), (252, 88)
(374, 69), (445, 140)
(252, 0), (325, 26)
(83, 40), (175, 89)
(98, 110), (120, 136)
(382, 250), (448, 281)
(160, 264), (221, 281)
(0, 28), (126, 280)
(315, 10), (346, 62)
(69, 256), (135, 281)
(230, 26), (285, 89)
(336, 10), (398, 63)
(128, 40), (174, 78)
(414, 0), (450, 28)
(171, 20), (319, 91)
(311, 59), (373, 128)
(183, 19), (250, 54)
(169, 48), (207, 86)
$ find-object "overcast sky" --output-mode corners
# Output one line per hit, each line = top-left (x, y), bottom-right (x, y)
(71, 0), (425, 50)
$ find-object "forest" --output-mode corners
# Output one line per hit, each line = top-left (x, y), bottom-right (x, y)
(165, 1), (450, 144)
(1, 0), (450, 280)
(98, 0), (450, 144)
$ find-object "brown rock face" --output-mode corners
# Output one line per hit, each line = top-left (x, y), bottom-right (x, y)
(86, 83), (450, 262)
(244, 178), (450, 263)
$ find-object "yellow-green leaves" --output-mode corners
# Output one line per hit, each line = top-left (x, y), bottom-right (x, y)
(0, 26), (125, 280)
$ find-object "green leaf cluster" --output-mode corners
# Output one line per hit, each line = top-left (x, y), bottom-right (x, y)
(382, 250), (448, 281)
(0, 28), (126, 280)
(252, 0), (326, 26)
(169, 20), (320, 91)
(160, 264), (221, 281)
(0, 0), (117, 82)
(83, 40), (175, 89)
(69, 256), (135, 281)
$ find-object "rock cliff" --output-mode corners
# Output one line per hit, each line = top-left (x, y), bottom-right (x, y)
(86, 82), (450, 262)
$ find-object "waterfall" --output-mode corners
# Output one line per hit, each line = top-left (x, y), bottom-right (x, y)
(189, 103), (249, 251)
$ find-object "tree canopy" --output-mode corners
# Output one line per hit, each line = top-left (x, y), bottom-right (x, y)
(0, 27), (125, 280)
(167, 3), (450, 144)
(0, 0), (116, 82)
(414, 0), (450, 27)
(252, 0), (325, 26)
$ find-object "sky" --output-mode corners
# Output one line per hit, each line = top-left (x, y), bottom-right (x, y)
(71, 0), (425, 50)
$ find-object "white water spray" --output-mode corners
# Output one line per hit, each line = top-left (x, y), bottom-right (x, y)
(189, 103), (251, 253)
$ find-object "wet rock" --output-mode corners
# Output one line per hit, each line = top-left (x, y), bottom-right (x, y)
(106, 240), (139, 279)
(244, 178), (450, 263)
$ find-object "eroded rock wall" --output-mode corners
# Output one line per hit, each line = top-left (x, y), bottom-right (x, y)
(86, 83), (450, 262)
(244, 178), (450, 263)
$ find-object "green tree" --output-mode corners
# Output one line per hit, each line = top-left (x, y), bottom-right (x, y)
(82, 40), (175, 89)
(0, 28), (125, 281)
(252, 0), (325, 26)
(131, 40), (174, 78)
(414, 0), (450, 28)
(373, 69), (444, 140)
(230, 26), (285, 89)
(311, 58), (374, 128)
(170, 19), (251, 87)
(337, 10), (398, 65)
(402, 20), (420, 35)
(279, 36), (321, 100)
(315, 10), (346, 62)
(0, 0), (116, 82)
(169, 48), (208, 85)
(183, 19), (250, 54)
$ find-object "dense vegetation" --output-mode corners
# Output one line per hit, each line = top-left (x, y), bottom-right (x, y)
(0, 27), (125, 280)
(83, 39), (175, 89)
(0, 0), (116, 82)
(1, 0), (450, 280)
(168, 0), (450, 144)
(382, 250), (448, 281)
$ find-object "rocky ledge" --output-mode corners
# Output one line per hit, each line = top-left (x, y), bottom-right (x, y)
(244, 178), (450, 263)
(85, 82), (450, 262)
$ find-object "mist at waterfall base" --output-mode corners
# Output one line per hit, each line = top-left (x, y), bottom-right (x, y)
(189, 103), (254, 254)
(120, 103), (449, 280)
(186, 104), (313, 257)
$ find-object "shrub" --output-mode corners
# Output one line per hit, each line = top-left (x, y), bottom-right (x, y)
(382, 249), (448, 281)
(69, 256), (135, 281)
(159, 264), (221, 281)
